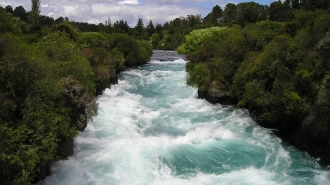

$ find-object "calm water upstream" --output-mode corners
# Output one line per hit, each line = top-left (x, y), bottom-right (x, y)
(42, 50), (330, 185)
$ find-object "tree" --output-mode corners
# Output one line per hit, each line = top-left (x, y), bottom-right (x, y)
(5, 5), (13, 14)
(211, 5), (223, 22)
(223, 3), (237, 24)
(186, 14), (202, 28)
(269, 1), (292, 22)
(55, 16), (64, 24)
(39, 15), (54, 26)
(146, 20), (155, 37)
(0, 7), (20, 34)
(237, 2), (264, 27)
(103, 18), (112, 33)
(155, 24), (163, 34)
(285, 0), (300, 9)
(134, 18), (147, 40)
(204, 5), (223, 26)
(29, 0), (41, 28)
(300, 0), (330, 10)
(13, 6), (28, 22)
(113, 20), (129, 34)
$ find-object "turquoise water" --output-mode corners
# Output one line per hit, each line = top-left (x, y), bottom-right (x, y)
(42, 51), (330, 185)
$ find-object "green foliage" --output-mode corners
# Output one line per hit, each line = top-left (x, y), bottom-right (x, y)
(181, 6), (330, 135)
(29, 0), (41, 28)
(138, 40), (153, 62)
(176, 43), (186, 54)
(134, 18), (148, 40)
(13, 6), (28, 22)
(237, 2), (265, 27)
(78, 32), (109, 48)
(0, 34), (60, 184)
(186, 62), (211, 91)
(0, 2), (154, 183)
(59, 76), (98, 131)
(183, 26), (244, 94)
(52, 21), (80, 40)
(151, 33), (160, 48)
(183, 27), (226, 53)
(223, 3), (238, 24)
(0, 31), (98, 184)
(204, 5), (223, 26)
(317, 31), (330, 69)
(110, 33), (151, 66)
(269, 1), (293, 22)
(237, 80), (270, 109)
(283, 91), (309, 118)
(0, 7), (21, 34)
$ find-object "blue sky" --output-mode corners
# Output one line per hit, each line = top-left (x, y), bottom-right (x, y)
(2, 0), (277, 26)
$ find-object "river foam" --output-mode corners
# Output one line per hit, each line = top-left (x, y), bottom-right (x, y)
(42, 51), (329, 185)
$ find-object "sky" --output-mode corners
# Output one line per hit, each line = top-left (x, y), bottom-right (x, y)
(1, 0), (276, 26)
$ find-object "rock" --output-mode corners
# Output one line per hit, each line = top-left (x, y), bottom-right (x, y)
(198, 81), (238, 105)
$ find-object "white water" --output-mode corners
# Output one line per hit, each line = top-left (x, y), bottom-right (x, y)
(42, 51), (330, 185)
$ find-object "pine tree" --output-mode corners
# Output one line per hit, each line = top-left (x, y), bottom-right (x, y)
(146, 20), (155, 37)
(134, 18), (146, 39)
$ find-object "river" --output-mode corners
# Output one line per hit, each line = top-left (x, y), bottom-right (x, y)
(42, 50), (330, 185)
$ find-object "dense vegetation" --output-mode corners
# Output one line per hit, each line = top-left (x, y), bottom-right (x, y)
(178, 1), (330, 165)
(1, 0), (330, 183)
(0, 2), (152, 184)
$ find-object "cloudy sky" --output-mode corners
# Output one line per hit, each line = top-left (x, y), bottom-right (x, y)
(1, 0), (275, 26)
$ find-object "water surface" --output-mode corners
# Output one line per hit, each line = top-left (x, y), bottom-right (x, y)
(42, 50), (330, 185)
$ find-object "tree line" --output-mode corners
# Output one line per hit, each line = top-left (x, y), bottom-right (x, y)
(3, 0), (330, 52)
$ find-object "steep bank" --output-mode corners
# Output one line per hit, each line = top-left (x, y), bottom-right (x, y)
(35, 33), (153, 182)
(0, 28), (152, 184)
(179, 10), (330, 165)
(198, 82), (330, 165)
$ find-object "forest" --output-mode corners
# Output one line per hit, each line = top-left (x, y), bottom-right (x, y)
(1, 0), (330, 184)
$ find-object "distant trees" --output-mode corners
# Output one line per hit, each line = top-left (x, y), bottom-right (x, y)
(113, 20), (129, 34)
(104, 18), (112, 33)
(54, 16), (65, 24)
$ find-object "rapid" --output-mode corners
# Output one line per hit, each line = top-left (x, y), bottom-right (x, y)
(42, 50), (330, 185)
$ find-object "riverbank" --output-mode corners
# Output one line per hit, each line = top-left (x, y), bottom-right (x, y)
(197, 88), (330, 166)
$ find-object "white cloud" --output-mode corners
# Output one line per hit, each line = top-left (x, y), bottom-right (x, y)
(118, 0), (139, 4)
(89, 3), (202, 26)
(0, 0), (273, 26)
